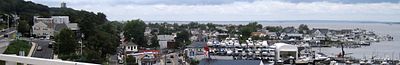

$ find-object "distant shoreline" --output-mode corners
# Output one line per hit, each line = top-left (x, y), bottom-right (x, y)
(142, 20), (399, 25)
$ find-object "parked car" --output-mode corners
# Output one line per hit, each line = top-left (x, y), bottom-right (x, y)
(166, 59), (172, 63)
(48, 41), (54, 48)
(3, 34), (8, 37)
(1, 29), (6, 32)
(45, 37), (50, 40)
(36, 46), (42, 51)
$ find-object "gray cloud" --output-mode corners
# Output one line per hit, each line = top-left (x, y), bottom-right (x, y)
(25, 0), (400, 22)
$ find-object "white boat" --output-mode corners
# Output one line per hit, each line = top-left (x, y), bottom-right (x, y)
(226, 49), (233, 55)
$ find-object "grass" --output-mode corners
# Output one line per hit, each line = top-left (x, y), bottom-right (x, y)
(3, 40), (31, 56)
(0, 60), (4, 65)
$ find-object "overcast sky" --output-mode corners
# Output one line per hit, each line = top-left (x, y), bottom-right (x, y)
(26, 0), (400, 22)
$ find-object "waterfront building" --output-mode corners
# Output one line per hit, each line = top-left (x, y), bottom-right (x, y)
(273, 43), (298, 63)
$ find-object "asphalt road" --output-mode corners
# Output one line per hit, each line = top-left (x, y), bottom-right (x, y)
(0, 40), (10, 53)
(32, 39), (53, 59)
(0, 27), (16, 53)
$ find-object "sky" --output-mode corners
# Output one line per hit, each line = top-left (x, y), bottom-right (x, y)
(25, 0), (400, 22)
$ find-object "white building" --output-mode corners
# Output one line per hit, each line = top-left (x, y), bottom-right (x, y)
(125, 41), (138, 53)
(52, 16), (69, 24)
(32, 22), (54, 37)
(273, 43), (298, 62)
(157, 35), (175, 49)
(32, 16), (73, 37)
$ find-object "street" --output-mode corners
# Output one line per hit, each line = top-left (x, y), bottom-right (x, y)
(31, 39), (53, 59)
(0, 27), (16, 53)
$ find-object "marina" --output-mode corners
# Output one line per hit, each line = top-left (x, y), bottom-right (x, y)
(187, 22), (400, 65)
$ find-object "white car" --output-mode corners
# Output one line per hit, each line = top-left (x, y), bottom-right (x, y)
(247, 43), (254, 47)
(226, 49), (233, 55)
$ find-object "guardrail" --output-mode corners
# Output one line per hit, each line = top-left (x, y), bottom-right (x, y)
(0, 54), (99, 65)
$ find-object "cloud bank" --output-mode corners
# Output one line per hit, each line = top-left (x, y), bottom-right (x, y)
(26, 0), (400, 22)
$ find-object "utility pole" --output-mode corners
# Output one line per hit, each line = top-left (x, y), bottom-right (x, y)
(5, 14), (10, 28)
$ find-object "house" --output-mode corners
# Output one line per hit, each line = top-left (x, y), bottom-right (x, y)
(157, 35), (175, 49)
(32, 16), (73, 37)
(267, 32), (279, 40)
(124, 50), (161, 65)
(134, 50), (160, 65)
(282, 33), (303, 40)
(281, 27), (298, 34)
(185, 42), (207, 60)
(198, 59), (264, 65)
(251, 32), (266, 37)
(125, 41), (139, 53)
(311, 28), (330, 41)
(32, 22), (54, 37)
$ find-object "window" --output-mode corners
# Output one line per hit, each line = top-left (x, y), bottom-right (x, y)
(34, 27), (39, 30)
(130, 46), (133, 50)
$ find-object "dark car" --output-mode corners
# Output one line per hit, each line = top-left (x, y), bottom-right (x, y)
(48, 41), (54, 48)
(3, 34), (8, 37)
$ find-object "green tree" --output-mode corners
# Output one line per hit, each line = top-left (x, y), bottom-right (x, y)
(126, 55), (138, 65)
(123, 19), (147, 47)
(85, 30), (119, 63)
(298, 24), (310, 34)
(149, 35), (159, 48)
(175, 30), (191, 48)
(17, 20), (30, 36)
(54, 28), (78, 60)
(265, 26), (283, 32)
(239, 22), (261, 38)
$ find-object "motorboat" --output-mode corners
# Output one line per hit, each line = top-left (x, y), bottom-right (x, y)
(226, 49), (233, 55)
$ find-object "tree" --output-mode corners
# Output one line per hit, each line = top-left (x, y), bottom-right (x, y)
(123, 19), (147, 47)
(265, 26), (283, 32)
(175, 30), (191, 48)
(149, 35), (159, 48)
(298, 24), (310, 34)
(85, 30), (119, 63)
(54, 28), (78, 59)
(17, 20), (30, 36)
(126, 55), (138, 65)
(239, 22), (261, 38)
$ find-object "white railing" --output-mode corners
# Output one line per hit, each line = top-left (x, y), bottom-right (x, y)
(0, 54), (99, 65)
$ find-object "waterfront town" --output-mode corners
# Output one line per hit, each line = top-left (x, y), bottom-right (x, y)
(0, 0), (400, 65)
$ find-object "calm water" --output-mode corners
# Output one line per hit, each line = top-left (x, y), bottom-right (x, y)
(148, 21), (400, 59)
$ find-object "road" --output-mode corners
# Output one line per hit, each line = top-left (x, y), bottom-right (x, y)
(0, 27), (16, 53)
(0, 40), (10, 53)
(164, 53), (187, 65)
(31, 39), (53, 59)
(109, 46), (124, 65)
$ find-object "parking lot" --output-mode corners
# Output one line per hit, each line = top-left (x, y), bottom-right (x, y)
(206, 38), (276, 61)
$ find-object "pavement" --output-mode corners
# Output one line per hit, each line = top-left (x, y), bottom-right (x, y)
(108, 46), (124, 65)
(0, 40), (10, 53)
(161, 53), (188, 65)
(27, 42), (37, 57)
(31, 39), (53, 59)
(0, 27), (16, 54)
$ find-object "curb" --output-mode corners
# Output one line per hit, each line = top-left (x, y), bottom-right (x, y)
(27, 42), (37, 57)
